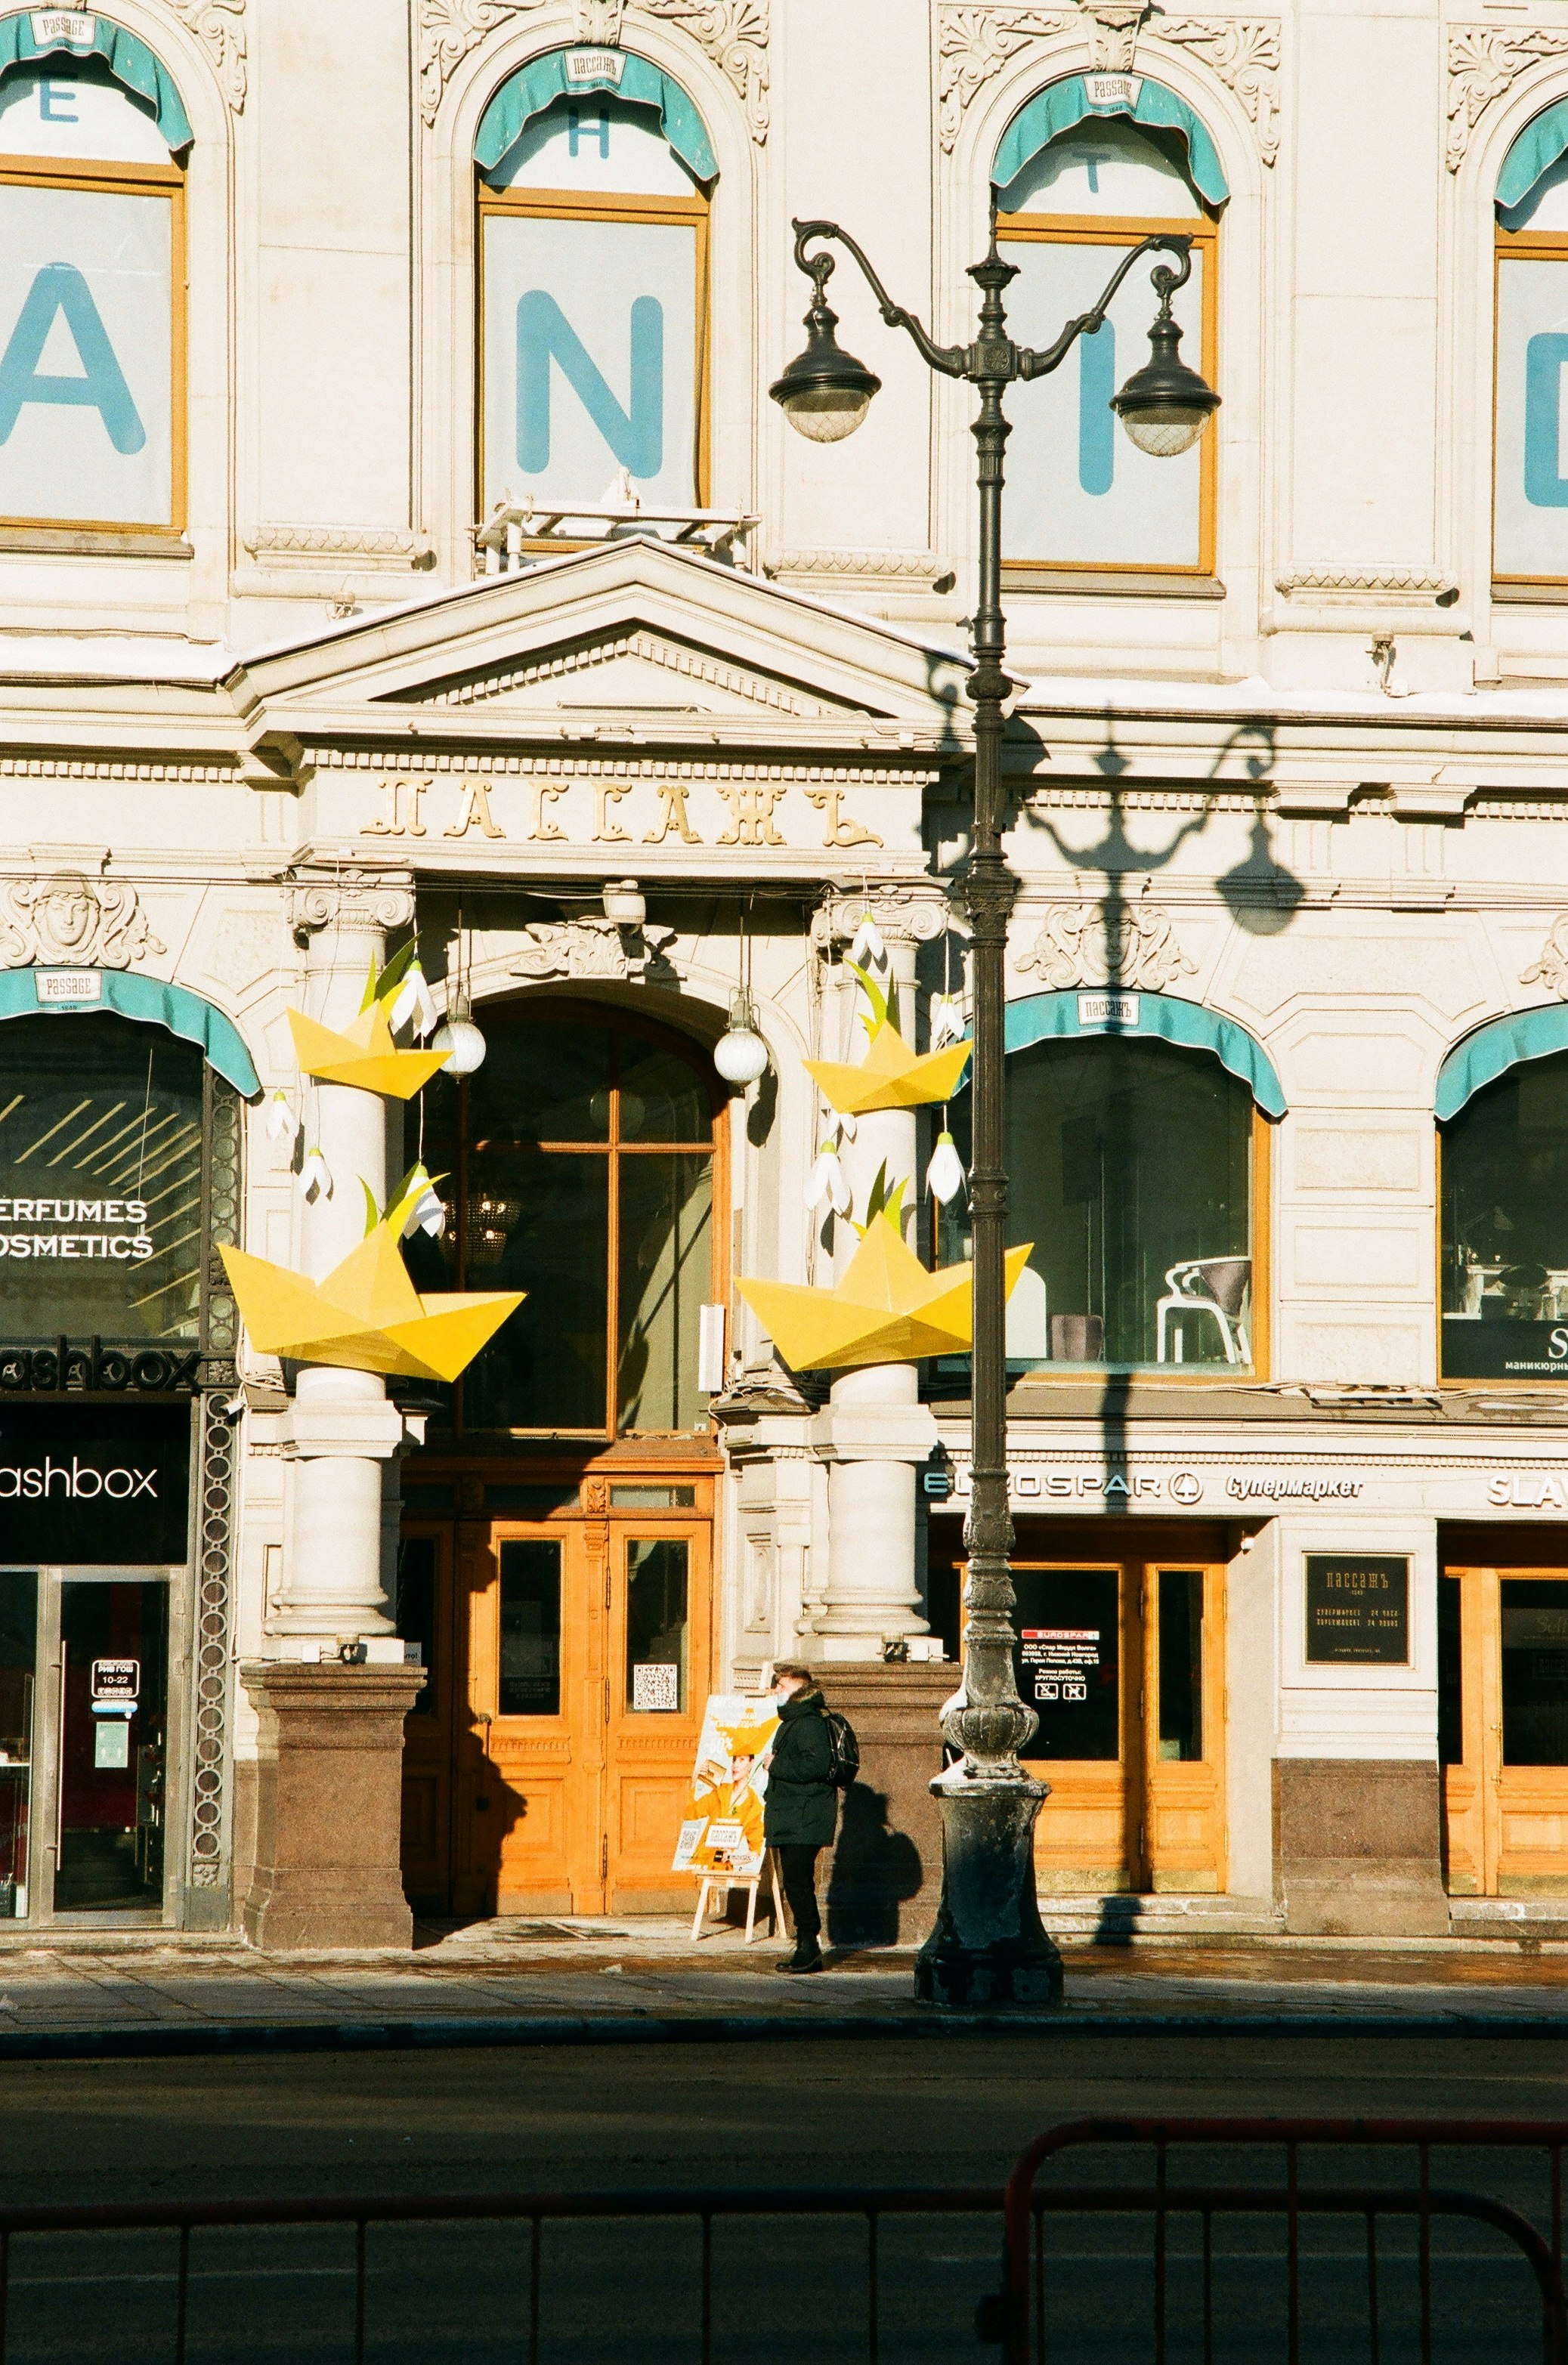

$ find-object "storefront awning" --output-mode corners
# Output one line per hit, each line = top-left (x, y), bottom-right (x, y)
(0, 970), (260, 1096)
(1497, 100), (1568, 216)
(475, 47), (716, 184)
(983, 988), (1286, 1117)
(1436, 1004), (1568, 1122)
(0, 11), (193, 150)
(991, 74), (1228, 207)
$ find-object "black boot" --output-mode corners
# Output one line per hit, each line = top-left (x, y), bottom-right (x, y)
(775, 1939), (824, 1974)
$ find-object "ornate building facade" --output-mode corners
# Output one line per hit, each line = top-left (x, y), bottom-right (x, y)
(0, 0), (1566, 1943)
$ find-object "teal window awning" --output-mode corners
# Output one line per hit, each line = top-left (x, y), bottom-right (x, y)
(475, 47), (716, 184)
(977, 988), (1285, 1116)
(1498, 100), (1568, 215)
(992, 74), (1227, 208)
(0, 12), (192, 150)
(1437, 1005), (1568, 1123)
(0, 971), (258, 1096)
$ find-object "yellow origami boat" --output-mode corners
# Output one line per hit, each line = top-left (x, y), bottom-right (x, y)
(738, 1213), (1031, 1372)
(221, 1221), (522, 1383)
(803, 1020), (973, 1118)
(287, 1004), (448, 1102)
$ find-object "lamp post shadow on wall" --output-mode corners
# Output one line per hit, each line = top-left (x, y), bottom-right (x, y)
(771, 211), (1220, 2008)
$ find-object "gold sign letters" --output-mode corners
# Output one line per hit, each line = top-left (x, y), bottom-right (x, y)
(357, 772), (884, 851)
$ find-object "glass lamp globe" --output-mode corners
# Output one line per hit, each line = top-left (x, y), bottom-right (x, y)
(714, 995), (769, 1086)
(433, 993), (487, 1076)
(770, 300), (881, 444)
(1111, 307), (1220, 458)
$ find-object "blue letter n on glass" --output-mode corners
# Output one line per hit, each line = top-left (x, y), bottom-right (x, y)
(516, 291), (664, 479)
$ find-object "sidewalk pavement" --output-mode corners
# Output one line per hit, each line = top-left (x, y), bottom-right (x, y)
(0, 1920), (1554, 2054)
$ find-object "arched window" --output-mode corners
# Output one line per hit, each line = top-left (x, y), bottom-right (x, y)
(940, 1031), (1262, 1371)
(476, 49), (713, 531)
(991, 77), (1222, 577)
(410, 1000), (722, 1438)
(1440, 1043), (1568, 1379)
(1493, 103), (1568, 584)
(0, 14), (190, 540)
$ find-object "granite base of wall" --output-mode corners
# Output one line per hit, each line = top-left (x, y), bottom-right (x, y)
(1274, 1758), (1448, 1937)
(814, 1664), (954, 1948)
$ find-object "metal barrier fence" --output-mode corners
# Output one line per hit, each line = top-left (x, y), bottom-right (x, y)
(0, 2118), (1559, 2360)
(1000, 2119), (1568, 2365)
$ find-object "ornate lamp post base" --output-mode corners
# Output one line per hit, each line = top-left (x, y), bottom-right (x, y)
(914, 1765), (1064, 2008)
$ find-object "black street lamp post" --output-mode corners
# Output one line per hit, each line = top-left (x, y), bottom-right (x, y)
(771, 214), (1220, 2008)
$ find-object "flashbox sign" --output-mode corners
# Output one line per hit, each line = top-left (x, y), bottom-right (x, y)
(0, 1403), (187, 1560)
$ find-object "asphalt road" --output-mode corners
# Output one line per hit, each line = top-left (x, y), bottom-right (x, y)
(0, 2036), (1558, 2360)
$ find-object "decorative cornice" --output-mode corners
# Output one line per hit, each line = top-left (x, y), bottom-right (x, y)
(1447, 23), (1568, 172)
(417, 0), (769, 139)
(0, 757), (232, 781)
(0, 869), (164, 971)
(1276, 567), (1460, 598)
(936, 3), (1280, 165)
(169, 0), (247, 110)
(245, 525), (433, 563)
(1017, 898), (1196, 991)
(308, 747), (938, 785)
(768, 549), (956, 587)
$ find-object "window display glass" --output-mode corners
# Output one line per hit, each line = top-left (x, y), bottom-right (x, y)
(410, 1002), (719, 1438)
(939, 1035), (1254, 1370)
(0, 1014), (204, 1345)
(1440, 1049), (1568, 1377)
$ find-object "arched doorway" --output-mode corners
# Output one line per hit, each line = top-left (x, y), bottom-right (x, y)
(394, 997), (726, 1918)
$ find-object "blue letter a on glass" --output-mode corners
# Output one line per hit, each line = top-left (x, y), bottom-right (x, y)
(516, 292), (663, 479)
(0, 264), (146, 453)
(1524, 331), (1568, 508)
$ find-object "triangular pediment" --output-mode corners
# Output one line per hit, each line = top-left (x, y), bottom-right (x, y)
(228, 536), (972, 750)
(388, 619), (864, 721)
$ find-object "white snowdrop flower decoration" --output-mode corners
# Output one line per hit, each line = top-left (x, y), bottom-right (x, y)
(298, 1147), (332, 1204)
(848, 909), (886, 969)
(390, 958), (439, 1039)
(266, 1090), (297, 1144)
(928, 994), (966, 1051)
(926, 1130), (966, 1206)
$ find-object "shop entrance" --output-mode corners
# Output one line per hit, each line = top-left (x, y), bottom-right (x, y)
(0, 1568), (174, 1924)
(396, 1472), (714, 1918)
(1442, 1543), (1568, 1894)
(930, 1522), (1229, 1894)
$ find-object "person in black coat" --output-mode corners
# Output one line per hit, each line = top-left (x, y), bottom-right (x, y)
(762, 1662), (837, 1974)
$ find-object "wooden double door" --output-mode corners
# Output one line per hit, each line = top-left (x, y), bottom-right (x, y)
(396, 1476), (713, 1918)
(1007, 1533), (1228, 1894)
(1443, 1564), (1568, 1895)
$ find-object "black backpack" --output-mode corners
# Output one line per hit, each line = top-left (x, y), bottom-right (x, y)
(823, 1708), (860, 1790)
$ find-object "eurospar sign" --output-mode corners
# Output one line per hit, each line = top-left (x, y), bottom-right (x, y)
(0, 1404), (187, 1560)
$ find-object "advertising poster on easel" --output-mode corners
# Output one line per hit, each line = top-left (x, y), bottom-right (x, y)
(672, 1695), (780, 1877)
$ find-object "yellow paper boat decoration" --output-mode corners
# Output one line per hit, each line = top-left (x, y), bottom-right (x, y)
(804, 1021), (973, 1117)
(220, 1222), (523, 1383)
(287, 1004), (448, 1102)
(738, 1213), (1031, 1372)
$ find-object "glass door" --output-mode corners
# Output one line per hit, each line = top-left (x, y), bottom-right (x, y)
(604, 1518), (710, 1909)
(51, 1575), (169, 1915)
(0, 1572), (36, 1921)
(1013, 1563), (1140, 1890)
(1443, 1567), (1568, 1894)
(1007, 1556), (1226, 1896)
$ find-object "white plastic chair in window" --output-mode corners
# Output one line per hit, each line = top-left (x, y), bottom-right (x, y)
(1156, 1257), (1251, 1365)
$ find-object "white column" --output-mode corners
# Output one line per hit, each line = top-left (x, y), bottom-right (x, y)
(271, 870), (413, 1646)
(810, 891), (945, 1660)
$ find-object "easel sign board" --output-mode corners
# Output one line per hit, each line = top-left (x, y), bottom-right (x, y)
(672, 1693), (780, 1877)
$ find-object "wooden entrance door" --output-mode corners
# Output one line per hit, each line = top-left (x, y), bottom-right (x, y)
(1011, 1557), (1227, 1894)
(396, 1495), (712, 1916)
(1443, 1567), (1568, 1895)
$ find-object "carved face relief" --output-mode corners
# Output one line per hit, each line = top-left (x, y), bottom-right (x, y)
(37, 875), (95, 956)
